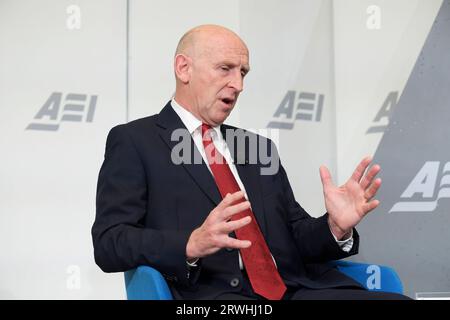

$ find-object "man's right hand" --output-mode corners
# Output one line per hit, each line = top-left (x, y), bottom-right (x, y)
(186, 191), (252, 260)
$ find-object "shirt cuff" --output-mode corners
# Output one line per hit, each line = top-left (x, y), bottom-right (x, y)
(330, 228), (354, 253)
(186, 258), (199, 268)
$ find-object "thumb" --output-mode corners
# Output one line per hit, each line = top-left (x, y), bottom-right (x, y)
(319, 165), (334, 189)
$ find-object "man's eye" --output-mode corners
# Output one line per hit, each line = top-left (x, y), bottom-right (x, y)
(221, 66), (230, 71)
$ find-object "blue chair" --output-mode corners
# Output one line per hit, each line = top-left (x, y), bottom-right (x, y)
(124, 266), (173, 300)
(124, 260), (403, 300)
(331, 260), (403, 294)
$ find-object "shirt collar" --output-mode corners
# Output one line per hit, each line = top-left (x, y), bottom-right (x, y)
(171, 98), (222, 137)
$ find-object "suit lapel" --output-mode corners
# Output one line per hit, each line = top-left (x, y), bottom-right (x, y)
(156, 102), (221, 206)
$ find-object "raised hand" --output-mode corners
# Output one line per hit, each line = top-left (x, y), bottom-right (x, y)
(186, 191), (252, 259)
(319, 156), (381, 240)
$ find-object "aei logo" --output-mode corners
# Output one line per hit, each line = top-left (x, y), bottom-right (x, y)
(390, 161), (450, 213)
(26, 92), (97, 131)
(366, 91), (398, 134)
(267, 91), (324, 130)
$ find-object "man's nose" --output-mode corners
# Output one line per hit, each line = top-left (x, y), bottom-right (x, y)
(228, 71), (244, 92)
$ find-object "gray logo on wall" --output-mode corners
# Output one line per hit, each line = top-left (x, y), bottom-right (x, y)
(390, 161), (450, 213)
(267, 91), (324, 129)
(366, 91), (398, 134)
(26, 92), (97, 131)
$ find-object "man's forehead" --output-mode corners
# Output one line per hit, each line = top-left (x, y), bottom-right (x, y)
(195, 31), (247, 54)
(207, 49), (250, 71)
(201, 42), (249, 63)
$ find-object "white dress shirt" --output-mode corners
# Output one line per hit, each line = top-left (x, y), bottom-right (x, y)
(170, 99), (353, 270)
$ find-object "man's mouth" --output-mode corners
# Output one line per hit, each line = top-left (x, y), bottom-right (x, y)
(220, 97), (235, 107)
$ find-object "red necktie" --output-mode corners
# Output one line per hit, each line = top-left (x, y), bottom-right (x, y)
(201, 124), (287, 300)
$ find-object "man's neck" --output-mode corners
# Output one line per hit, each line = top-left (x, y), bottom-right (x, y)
(173, 93), (198, 118)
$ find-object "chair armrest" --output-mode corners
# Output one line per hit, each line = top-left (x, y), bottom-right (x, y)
(124, 266), (173, 300)
(330, 260), (403, 294)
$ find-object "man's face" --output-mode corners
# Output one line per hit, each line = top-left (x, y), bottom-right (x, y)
(188, 35), (250, 126)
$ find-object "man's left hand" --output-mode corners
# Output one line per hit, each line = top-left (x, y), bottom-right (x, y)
(319, 156), (381, 240)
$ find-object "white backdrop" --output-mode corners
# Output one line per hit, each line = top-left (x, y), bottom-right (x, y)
(0, 0), (127, 299)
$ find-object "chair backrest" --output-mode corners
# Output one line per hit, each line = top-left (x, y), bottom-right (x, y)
(124, 266), (173, 300)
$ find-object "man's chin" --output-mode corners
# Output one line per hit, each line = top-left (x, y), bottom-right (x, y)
(210, 114), (229, 126)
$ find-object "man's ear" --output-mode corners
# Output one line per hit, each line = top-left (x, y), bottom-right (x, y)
(174, 54), (191, 84)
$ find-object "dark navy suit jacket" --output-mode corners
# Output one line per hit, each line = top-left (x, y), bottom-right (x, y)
(92, 102), (362, 299)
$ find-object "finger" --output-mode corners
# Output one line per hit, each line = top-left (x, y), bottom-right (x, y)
(217, 191), (246, 210)
(364, 178), (382, 200)
(220, 200), (251, 220)
(363, 199), (380, 214)
(220, 216), (252, 233)
(224, 236), (252, 249)
(360, 164), (381, 190)
(319, 165), (334, 189)
(351, 156), (372, 182)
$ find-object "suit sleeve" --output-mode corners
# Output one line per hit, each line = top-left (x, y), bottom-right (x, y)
(91, 125), (195, 287)
(277, 158), (359, 263)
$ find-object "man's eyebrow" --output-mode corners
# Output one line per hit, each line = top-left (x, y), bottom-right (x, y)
(214, 60), (250, 74)
(242, 66), (250, 73)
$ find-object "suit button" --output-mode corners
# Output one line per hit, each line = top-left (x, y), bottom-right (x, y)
(230, 278), (240, 288)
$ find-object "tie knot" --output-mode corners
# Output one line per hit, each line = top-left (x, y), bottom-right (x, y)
(201, 123), (211, 134)
(201, 123), (213, 140)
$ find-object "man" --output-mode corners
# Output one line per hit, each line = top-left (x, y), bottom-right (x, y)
(92, 25), (408, 299)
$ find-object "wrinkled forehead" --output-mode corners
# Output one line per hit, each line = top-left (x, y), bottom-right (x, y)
(196, 35), (249, 64)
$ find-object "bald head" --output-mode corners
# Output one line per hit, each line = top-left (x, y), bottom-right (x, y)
(175, 24), (248, 58)
(173, 24), (250, 126)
